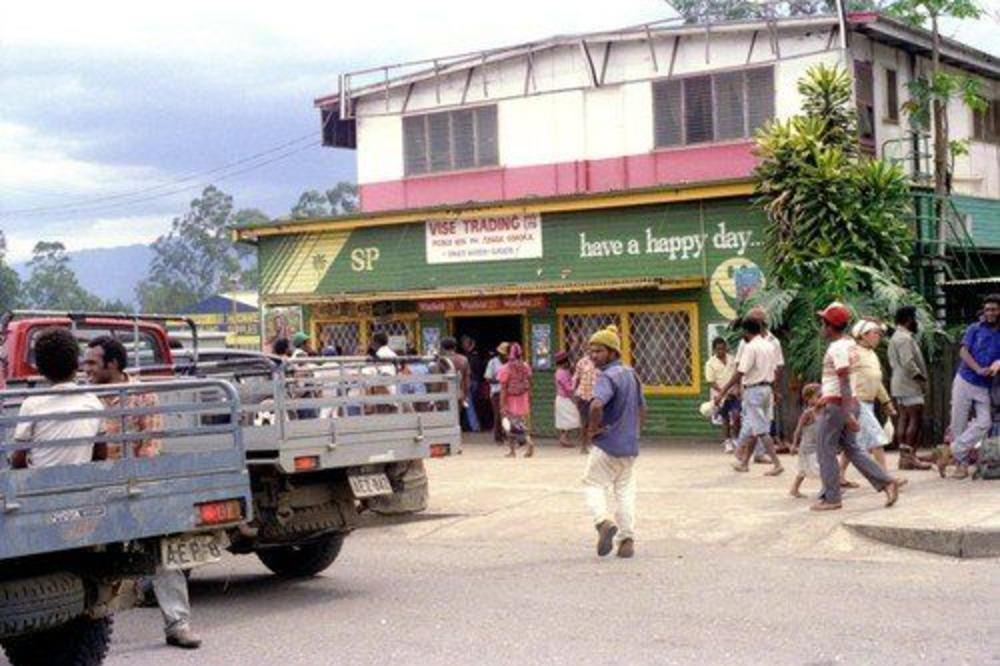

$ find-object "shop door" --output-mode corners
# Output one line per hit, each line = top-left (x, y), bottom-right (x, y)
(451, 315), (522, 357)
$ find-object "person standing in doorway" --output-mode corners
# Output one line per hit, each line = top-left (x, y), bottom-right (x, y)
(887, 306), (932, 470)
(573, 349), (599, 454)
(947, 294), (1000, 479)
(484, 343), (509, 443)
(462, 336), (486, 432)
(716, 318), (782, 476)
(441, 337), (474, 432)
(582, 325), (645, 559)
(554, 351), (581, 447)
(84, 336), (202, 649)
(498, 343), (534, 458)
(811, 302), (900, 512)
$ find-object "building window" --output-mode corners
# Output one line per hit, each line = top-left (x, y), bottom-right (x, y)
(885, 68), (899, 123)
(973, 98), (1000, 145)
(403, 105), (498, 176)
(855, 61), (876, 155)
(653, 67), (774, 148)
(559, 304), (699, 395)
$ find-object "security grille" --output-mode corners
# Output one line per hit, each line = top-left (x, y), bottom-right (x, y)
(318, 322), (362, 356)
(628, 310), (693, 387)
(370, 319), (414, 349)
(561, 313), (621, 360)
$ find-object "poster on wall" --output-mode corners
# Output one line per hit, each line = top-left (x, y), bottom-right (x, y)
(422, 326), (441, 355)
(531, 323), (552, 371)
(425, 213), (542, 264)
(262, 306), (304, 352)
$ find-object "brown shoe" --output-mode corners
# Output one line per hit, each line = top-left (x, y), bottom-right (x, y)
(166, 628), (202, 650)
(898, 455), (932, 471)
(883, 480), (900, 507)
(810, 500), (843, 511)
(595, 520), (618, 557)
(732, 463), (749, 473)
(617, 538), (635, 559)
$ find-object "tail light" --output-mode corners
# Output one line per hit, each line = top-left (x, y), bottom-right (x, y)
(294, 455), (320, 471)
(196, 499), (243, 526)
(429, 443), (450, 458)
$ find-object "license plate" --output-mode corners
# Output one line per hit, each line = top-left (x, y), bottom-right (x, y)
(348, 473), (392, 498)
(161, 531), (227, 570)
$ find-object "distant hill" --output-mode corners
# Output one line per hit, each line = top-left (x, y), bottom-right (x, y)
(14, 244), (154, 307)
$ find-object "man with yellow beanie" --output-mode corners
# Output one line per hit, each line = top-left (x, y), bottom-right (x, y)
(582, 325), (646, 558)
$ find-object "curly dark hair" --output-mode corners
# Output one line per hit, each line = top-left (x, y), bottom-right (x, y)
(34, 327), (80, 383)
(88, 335), (128, 371)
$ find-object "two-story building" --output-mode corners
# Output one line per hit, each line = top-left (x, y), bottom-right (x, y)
(237, 11), (1000, 438)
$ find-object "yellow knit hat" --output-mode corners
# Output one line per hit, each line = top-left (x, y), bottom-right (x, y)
(589, 325), (621, 353)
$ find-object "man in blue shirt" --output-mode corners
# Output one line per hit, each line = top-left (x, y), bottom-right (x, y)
(949, 294), (1000, 479)
(583, 325), (646, 559)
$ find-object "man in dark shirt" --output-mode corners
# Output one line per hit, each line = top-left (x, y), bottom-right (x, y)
(441, 337), (473, 431)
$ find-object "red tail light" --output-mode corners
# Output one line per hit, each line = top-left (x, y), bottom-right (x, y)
(196, 499), (243, 526)
(294, 456), (320, 471)
(429, 443), (450, 458)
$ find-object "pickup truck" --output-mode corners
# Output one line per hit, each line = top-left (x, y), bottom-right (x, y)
(0, 379), (252, 666)
(1, 311), (462, 579)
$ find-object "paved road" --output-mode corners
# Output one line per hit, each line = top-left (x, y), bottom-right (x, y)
(6, 441), (999, 665)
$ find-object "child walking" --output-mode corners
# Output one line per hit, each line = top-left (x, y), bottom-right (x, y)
(790, 383), (822, 498)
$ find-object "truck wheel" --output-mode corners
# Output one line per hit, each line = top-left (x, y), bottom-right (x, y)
(0, 572), (85, 639)
(255, 533), (345, 578)
(2, 616), (113, 666)
(366, 460), (429, 515)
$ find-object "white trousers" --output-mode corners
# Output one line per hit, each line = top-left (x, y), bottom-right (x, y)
(582, 447), (637, 541)
(153, 567), (191, 635)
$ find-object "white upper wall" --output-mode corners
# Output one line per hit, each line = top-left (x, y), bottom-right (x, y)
(352, 22), (998, 200)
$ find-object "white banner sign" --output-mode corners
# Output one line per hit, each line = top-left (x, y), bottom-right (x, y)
(425, 213), (542, 264)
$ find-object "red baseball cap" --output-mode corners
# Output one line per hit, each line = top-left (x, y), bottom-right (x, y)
(817, 301), (851, 328)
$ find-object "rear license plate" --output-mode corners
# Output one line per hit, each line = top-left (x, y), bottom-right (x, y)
(161, 531), (227, 570)
(348, 473), (393, 498)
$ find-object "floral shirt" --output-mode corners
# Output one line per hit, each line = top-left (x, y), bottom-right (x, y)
(100, 379), (162, 459)
(574, 356), (598, 401)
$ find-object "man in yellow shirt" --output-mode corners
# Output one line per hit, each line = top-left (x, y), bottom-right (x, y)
(704, 337), (740, 452)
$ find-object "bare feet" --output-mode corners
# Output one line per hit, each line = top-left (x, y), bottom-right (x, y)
(764, 466), (784, 477)
(810, 500), (843, 511)
(883, 480), (900, 507)
(505, 450), (516, 458)
(790, 489), (805, 498)
(732, 463), (749, 473)
(839, 479), (860, 489)
(951, 465), (969, 480)
(524, 444), (535, 458)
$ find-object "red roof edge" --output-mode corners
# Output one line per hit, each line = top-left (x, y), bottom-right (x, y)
(846, 11), (879, 24)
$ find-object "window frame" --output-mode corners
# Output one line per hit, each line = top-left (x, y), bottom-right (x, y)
(402, 104), (500, 177)
(884, 68), (899, 124)
(651, 66), (775, 150)
(972, 98), (1000, 145)
(557, 303), (700, 396)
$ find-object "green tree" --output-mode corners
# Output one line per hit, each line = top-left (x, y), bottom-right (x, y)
(137, 186), (263, 312)
(886, 0), (985, 197)
(289, 182), (358, 219)
(0, 232), (22, 311)
(752, 63), (935, 379)
(22, 241), (104, 311)
(666, 0), (883, 23)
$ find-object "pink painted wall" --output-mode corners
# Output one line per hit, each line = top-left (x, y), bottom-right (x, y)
(359, 142), (758, 212)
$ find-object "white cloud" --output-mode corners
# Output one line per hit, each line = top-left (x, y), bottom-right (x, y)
(5, 214), (170, 262)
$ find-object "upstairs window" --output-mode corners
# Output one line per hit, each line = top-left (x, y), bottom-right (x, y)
(855, 61), (876, 155)
(885, 68), (899, 123)
(403, 105), (498, 176)
(653, 66), (774, 148)
(973, 98), (1000, 145)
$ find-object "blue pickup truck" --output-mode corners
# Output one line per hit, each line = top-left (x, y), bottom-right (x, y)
(0, 379), (252, 665)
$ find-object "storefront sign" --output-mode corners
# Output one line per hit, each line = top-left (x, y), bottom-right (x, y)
(425, 214), (542, 264)
(417, 296), (548, 314)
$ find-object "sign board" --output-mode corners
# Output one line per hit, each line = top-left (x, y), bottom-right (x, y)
(425, 213), (542, 264)
(417, 296), (548, 314)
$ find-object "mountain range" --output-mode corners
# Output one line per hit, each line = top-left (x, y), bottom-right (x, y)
(13, 244), (154, 307)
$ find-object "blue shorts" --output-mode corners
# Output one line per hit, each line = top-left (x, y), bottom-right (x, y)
(719, 396), (741, 420)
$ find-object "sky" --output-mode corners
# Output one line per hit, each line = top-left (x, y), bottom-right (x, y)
(1, 0), (998, 262)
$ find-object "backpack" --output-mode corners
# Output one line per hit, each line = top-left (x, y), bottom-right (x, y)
(505, 361), (531, 397)
(973, 423), (1000, 481)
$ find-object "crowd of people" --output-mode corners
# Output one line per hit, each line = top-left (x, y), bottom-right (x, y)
(706, 294), (1000, 511)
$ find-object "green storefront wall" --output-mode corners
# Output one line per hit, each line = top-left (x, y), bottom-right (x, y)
(261, 196), (771, 439)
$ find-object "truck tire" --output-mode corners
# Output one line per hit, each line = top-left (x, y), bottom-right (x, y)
(0, 572), (85, 639)
(2, 616), (113, 666)
(366, 460), (429, 515)
(255, 533), (345, 578)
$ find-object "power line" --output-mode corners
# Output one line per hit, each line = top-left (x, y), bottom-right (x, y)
(1, 140), (323, 219)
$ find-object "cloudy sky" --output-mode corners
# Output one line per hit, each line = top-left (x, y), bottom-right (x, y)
(1, 0), (998, 261)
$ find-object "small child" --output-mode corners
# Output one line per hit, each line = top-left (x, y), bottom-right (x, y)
(789, 383), (822, 498)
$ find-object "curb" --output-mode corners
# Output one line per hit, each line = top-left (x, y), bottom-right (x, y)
(844, 522), (1000, 558)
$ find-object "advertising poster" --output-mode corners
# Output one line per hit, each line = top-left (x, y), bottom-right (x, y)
(531, 323), (552, 371)
(262, 305), (304, 352)
(422, 326), (441, 355)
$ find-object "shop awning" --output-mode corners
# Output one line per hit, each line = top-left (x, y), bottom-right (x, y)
(260, 277), (706, 306)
